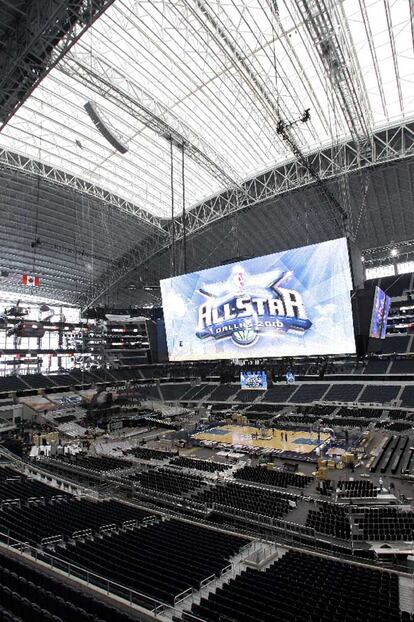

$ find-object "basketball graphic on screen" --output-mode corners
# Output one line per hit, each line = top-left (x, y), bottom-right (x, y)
(232, 328), (257, 346)
(160, 237), (356, 361)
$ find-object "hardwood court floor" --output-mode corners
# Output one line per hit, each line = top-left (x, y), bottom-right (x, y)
(193, 425), (330, 454)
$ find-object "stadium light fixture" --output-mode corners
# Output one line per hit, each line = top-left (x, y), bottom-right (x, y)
(390, 248), (398, 257)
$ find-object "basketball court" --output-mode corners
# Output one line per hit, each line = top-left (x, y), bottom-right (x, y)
(192, 425), (330, 454)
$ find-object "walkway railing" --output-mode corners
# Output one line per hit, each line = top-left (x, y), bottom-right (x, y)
(0, 529), (233, 619)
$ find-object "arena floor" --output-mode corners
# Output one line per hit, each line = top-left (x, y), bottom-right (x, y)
(192, 425), (330, 454)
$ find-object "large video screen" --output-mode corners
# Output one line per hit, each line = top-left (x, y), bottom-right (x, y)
(240, 371), (267, 390)
(160, 237), (356, 361)
(369, 286), (391, 339)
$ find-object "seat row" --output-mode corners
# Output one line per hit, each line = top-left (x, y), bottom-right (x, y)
(0, 498), (153, 545)
(54, 455), (133, 472)
(0, 548), (139, 622)
(306, 505), (351, 539)
(127, 446), (176, 461)
(169, 456), (230, 473)
(182, 549), (406, 622)
(234, 465), (312, 489)
(128, 468), (205, 495)
(54, 518), (245, 607)
(194, 482), (292, 520)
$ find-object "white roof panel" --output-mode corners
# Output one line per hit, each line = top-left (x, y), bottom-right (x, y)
(0, 0), (413, 218)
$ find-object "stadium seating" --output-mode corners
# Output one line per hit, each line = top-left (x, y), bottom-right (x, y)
(388, 409), (409, 420)
(233, 390), (263, 403)
(67, 370), (95, 384)
(306, 504), (351, 539)
(0, 468), (70, 502)
(127, 447), (177, 460)
(383, 421), (412, 432)
(0, 498), (153, 545)
(129, 468), (205, 495)
(289, 383), (329, 403)
(182, 549), (402, 622)
(323, 384), (363, 401)
(336, 480), (377, 498)
(330, 416), (369, 427)
(261, 385), (298, 403)
(22, 374), (55, 389)
(181, 384), (212, 401)
(49, 374), (75, 387)
(0, 548), (138, 622)
(389, 360), (414, 374)
(353, 507), (414, 542)
(298, 404), (336, 416)
(400, 386), (414, 407)
(140, 367), (161, 379)
(380, 335), (410, 354)
(159, 383), (191, 401)
(169, 456), (230, 473)
(278, 413), (318, 425)
(188, 384), (214, 400)
(245, 403), (282, 414)
(358, 385), (401, 403)
(208, 385), (238, 401)
(194, 482), (292, 520)
(0, 376), (29, 393)
(234, 465), (312, 488)
(336, 406), (382, 419)
(89, 368), (118, 382)
(54, 519), (245, 607)
(363, 359), (391, 374)
(55, 455), (133, 472)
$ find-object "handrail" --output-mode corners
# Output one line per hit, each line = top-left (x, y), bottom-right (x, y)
(220, 563), (232, 576)
(0, 531), (169, 614)
(174, 585), (193, 605)
(41, 535), (63, 546)
(0, 498), (21, 509)
(199, 573), (215, 588)
(98, 523), (117, 533)
(72, 528), (93, 539)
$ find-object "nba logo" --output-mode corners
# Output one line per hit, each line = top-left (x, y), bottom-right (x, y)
(232, 267), (245, 291)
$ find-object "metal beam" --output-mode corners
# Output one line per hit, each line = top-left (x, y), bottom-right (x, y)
(58, 51), (243, 189)
(181, 0), (346, 232)
(0, 0), (116, 129)
(0, 148), (166, 232)
(176, 122), (414, 239)
(78, 121), (414, 309)
(295, 0), (372, 149)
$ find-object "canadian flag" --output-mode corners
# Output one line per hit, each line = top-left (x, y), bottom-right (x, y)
(21, 274), (40, 287)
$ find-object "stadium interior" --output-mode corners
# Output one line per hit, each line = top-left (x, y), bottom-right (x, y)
(1, 1), (414, 621)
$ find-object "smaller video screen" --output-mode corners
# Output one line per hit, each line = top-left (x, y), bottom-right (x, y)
(369, 286), (391, 339)
(240, 370), (267, 390)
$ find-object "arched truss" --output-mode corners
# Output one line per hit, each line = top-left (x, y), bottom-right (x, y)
(0, 0), (413, 307)
(1, 0), (413, 221)
(0, 0), (116, 128)
(0, 148), (165, 232)
(77, 121), (414, 309)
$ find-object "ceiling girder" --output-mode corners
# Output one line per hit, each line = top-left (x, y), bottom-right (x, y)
(0, 0), (116, 129)
(0, 148), (165, 232)
(295, 0), (372, 149)
(78, 121), (414, 309)
(58, 52), (242, 189)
